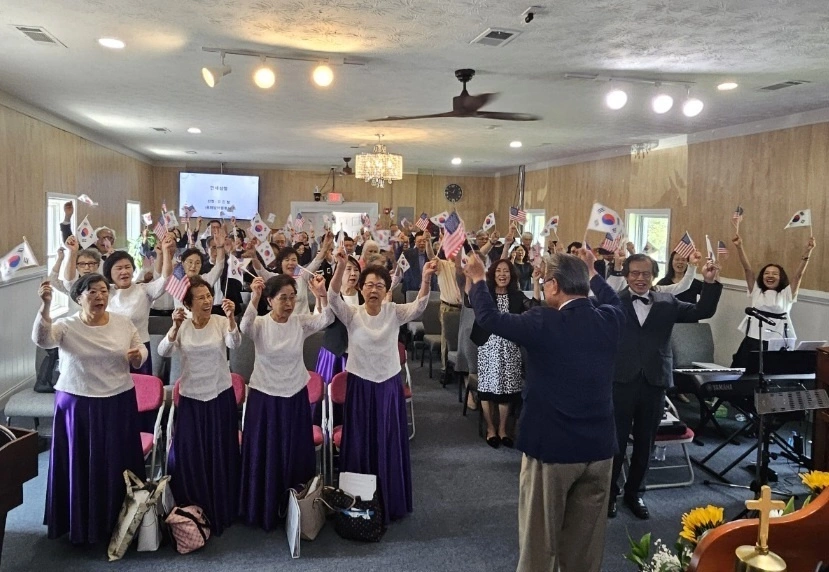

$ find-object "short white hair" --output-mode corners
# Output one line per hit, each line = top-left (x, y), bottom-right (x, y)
(94, 226), (116, 242)
(521, 232), (533, 241)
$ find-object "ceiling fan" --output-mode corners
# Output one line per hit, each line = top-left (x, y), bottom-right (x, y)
(335, 157), (353, 176)
(367, 69), (541, 122)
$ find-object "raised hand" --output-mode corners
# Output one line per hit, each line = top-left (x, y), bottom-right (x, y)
(422, 259), (438, 279)
(308, 274), (327, 298)
(462, 253), (486, 282)
(221, 299), (235, 319)
(805, 236), (816, 253)
(63, 201), (74, 220)
(65, 235), (79, 252)
(39, 281), (53, 304)
(162, 234), (176, 255)
(690, 250), (702, 265)
(334, 245), (347, 263)
(614, 248), (626, 269)
(702, 261), (718, 283)
(732, 234), (742, 248)
(172, 307), (187, 328)
(126, 347), (143, 368)
(626, 241), (635, 255)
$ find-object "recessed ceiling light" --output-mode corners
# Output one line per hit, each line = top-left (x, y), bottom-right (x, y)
(510, 141), (522, 148)
(187, 127), (202, 134)
(185, 151), (198, 155)
(98, 37), (125, 49)
(451, 157), (462, 165)
(717, 82), (739, 91)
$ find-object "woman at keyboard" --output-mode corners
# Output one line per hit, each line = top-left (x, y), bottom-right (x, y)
(731, 232), (816, 367)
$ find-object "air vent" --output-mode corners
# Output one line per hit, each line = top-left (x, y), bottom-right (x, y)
(14, 26), (66, 47)
(760, 80), (810, 91)
(470, 28), (521, 47)
(152, 127), (171, 133)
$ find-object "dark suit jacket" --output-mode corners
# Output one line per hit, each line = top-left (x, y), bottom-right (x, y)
(470, 289), (540, 346)
(202, 253), (245, 315)
(401, 247), (437, 293)
(468, 275), (624, 464)
(614, 282), (723, 387)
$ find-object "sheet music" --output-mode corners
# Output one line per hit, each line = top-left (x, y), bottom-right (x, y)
(286, 490), (300, 558)
(339, 472), (376, 501)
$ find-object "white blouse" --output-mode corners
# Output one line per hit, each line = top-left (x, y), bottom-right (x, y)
(256, 256), (323, 316)
(157, 315), (241, 401)
(328, 291), (428, 383)
(240, 303), (334, 397)
(32, 312), (146, 398)
(738, 285), (796, 341)
(108, 277), (170, 342)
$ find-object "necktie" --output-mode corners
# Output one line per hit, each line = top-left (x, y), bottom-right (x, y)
(632, 295), (650, 305)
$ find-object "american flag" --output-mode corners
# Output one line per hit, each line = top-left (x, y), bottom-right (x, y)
(415, 212), (430, 231)
(182, 204), (196, 219)
(154, 220), (168, 241)
(509, 206), (527, 224)
(441, 213), (466, 258)
(165, 264), (190, 301)
(600, 232), (621, 252)
(732, 205), (744, 224)
(717, 240), (729, 258)
(673, 231), (695, 258)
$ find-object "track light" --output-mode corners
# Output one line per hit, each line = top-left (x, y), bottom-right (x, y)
(313, 64), (334, 87)
(683, 97), (704, 117)
(605, 86), (628, 110)
(253, 57), (276, 89)
(651, 92), (674, 114)
(202, 53), (231, 88)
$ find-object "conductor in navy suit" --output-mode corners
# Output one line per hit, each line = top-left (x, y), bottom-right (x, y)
(465, 248), (624, 572)
(608, 253), (722, 520)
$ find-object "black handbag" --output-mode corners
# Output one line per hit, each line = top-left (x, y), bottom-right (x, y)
(33, 348), (59, 393)
(317, 486), (386, 542)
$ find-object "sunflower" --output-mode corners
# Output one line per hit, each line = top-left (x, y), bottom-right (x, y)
(679, 505), (725, 544)
(800, 471), (829, 495)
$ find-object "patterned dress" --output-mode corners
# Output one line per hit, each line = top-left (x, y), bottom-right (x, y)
(476, 294), (523, 402)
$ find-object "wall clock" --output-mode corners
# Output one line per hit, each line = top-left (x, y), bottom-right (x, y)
(444, 183), (463, 203)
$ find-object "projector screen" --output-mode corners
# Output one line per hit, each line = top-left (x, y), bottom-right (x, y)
(179, 173), (260, 220)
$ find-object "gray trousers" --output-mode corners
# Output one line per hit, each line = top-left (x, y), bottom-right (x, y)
(517, 454), (613, 572)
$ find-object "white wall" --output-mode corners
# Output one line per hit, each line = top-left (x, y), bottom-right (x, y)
(0, 266), (46, 411)
(706, 278), (829, 366)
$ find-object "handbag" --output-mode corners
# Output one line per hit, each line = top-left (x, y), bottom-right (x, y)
(107, 471), (168, 561)
(137, 476), (170, 552)
(317, 486), (386, 542)
(33, 348), (59, 393)
(165, 506), (211, 554)
(293, 475), (325, 541)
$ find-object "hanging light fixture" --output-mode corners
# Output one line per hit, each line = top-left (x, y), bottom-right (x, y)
(312, 64), (334, 87)
(682, 87), (704, 117)
(253, 56), (276, 89)
(202, 52), (231, 88)
(605, 82), (628, 110)
(354, 134), (403, 188)
(651, 84), (674, 114)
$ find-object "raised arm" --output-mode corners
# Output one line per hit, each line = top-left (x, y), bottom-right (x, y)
(157, 308), (185, 357)
(733, 234), (754, 293)
(49, 249), (69, 295)
(501, 226), (517, 260)
(221, 299), (241, 348)
(790, 236), (815, 298)
(677, 261), (723, 322)
(62, 235), (80, 282)
(656, 250), (700, 295)
(240, 278), (263, 338)
(32, 281), (62, 348)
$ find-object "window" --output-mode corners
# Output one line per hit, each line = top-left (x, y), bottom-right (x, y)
(126, 201), (142, 246)
(625, 209), (671, 279)
(46, 193), (76, 316)
(524, 209), (547, 246)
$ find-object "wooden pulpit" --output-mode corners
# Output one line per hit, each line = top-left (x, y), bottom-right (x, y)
(0, 427), (38, 567)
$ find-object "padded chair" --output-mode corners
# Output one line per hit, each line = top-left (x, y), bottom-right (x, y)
(4, 346), (56, 433)
(670, 323), (715, 368)
(405, 290), (424, 353)
(132, 373), (165, 480)
(327, 371), (348, 484)
(419, 300), (442, 378)
(149, 334), (170, 384)
(441, 310), (461, 390)
(229, 335), (256, 382)
(399, 342), (415, 440)
(307, 371), (326, 478)
(303, 331), (325, 372)
(391, 283), (405, 305)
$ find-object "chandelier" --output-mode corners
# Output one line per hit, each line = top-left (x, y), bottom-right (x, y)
(630, 141), (659, 159)
(354, 134), (403, 188)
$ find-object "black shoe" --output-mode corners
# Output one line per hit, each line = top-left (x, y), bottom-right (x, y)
(500, 436), (514, 448)
(486, 435), (501, 449)
(623, 495), (650, 520)
(607, 500), (617, 518)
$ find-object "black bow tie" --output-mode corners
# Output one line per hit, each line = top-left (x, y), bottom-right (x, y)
(632, 295), (650, 305)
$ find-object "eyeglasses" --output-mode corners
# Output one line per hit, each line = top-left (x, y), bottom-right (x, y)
(77, 261), (97, 268)
(628, 271), (653, 279)
(362, 282), (387, 291)
(274, 294), (296, 303)
(99, 235), (114, 242)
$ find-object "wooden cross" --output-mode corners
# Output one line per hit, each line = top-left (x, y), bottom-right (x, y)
(745, 485), (786, 553)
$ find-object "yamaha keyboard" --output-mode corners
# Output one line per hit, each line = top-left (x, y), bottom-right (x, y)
(674, 369), (815, 400)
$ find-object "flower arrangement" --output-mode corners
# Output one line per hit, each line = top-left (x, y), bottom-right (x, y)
(625, 505), (725, 571)
(800, 470), (829, 507)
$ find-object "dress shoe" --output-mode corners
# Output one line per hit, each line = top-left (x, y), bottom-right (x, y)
(500, 436), (514, 448)
(624, 495), (650, 520)
(486, 435), (501, 449)
(607, 500), (617, 519)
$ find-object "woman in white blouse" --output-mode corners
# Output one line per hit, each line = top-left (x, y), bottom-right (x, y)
(328, 249), (436, 523)
(249, 233), (333, 316)
(238, 274), (333, 531)
(33, 273), (147, 545)
(731, 232), (816, 367)
(158, 275), (241, 535)
(98, 233), (175, 375)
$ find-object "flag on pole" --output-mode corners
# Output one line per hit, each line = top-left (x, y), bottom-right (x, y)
(705, 235), (715, 261)
(267, 213), (277, 224)
(509, 207), (527, 225)
(249, 213), (272, 242)
(77, 216), (97, 248)
(400, 217), (410, 229)
(784, 209), (811, 229)
(165, 263), (191, 301)
(0, 239), (39, 281)
(600, 233), (621, 252)
(732, 205), (744, 226)
(375, 230), (390, 249)
(440, 213), (466, 258)
(414, 212), (430, 231)
(181, 205), (197, 219)
(336, 230), (344, 248)
(586, 203), (623, 237)
(397, 253), (411, 273)
(255, 240), (276, 266)
(153, 219), (168, 241)
(226, 256), (246, 284)
(544, 215), (559, 233)
(673, 231), (695, 258)
(142, 212), (153, 227)
(162, 210), (178, 228)
(643, 241), (657, 255)
(482, 212), (496, 232)
(77, 194), (99, 207)
(430, 211), (450, 228)
(717, 240), (729, 258)
(294, 213), (304, 233)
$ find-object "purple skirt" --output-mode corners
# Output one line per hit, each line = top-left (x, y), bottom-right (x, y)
(168, 386), (240, 536)
(239, 387), (316, 531)
(340, 373), (412, 524)
(46, 388), (145, 544)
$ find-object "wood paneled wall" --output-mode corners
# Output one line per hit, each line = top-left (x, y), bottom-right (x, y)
(0, 104), (154, 259)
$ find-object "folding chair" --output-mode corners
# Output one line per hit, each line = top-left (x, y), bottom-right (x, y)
(132, 373), (165, 480)
(327, 371), (348, 484)
(306, 371), (327, 479)
(399, 342), (415, 440)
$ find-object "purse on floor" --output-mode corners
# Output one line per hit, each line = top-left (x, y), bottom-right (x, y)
(317, 486), (386, 543)
(165, 506), (211, 554)
(292, 475), (326, 541)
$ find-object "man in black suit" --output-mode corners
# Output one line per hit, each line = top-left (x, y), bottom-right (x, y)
(608, 254), (722, 520)
(401, 231), (437, 294)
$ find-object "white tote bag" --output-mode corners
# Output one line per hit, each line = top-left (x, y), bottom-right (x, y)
(137, 476), (170, 552)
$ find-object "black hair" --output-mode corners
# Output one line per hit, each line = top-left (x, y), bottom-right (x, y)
(756, 264), (790, 293)
(69, 273), (109, 304)
(486, 259), (520, 294)
(510, 245), (528, 264)
(208, 219), (222, 228)
(622, 254), (660, 281)
(343, 234), (354, 243)
(180, 248), (204, 266)
(358, 264), (391, 290)
(102, 250), (135, 283)
(661, 251), (689, 283)
(566, 241), (583, 253)
(263, 274), (298, 302)
(275, 247), (299, 274)
(182, 276), (214, 309)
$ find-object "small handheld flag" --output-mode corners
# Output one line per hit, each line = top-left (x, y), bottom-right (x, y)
(400, 217), (410, 228)
(414, 212), (430, 231)
(375, 230), (390, 249)
(267, 213), (276, 224)
(249, 213), (272, 242)
(77, 216), (97, 249)
(0, 239), (39, 282)
(600, 233), (621, 252)
(482, 212), (496, 232)
(255, 240), (276, 266)
(226, 255), (245, 285)
(165, 264), (191, 302)
(440, 213), (466, 258)
(430, 211), (450, 228)
(77, 194), (98, 207)
(732, 205), (744, 227)
(717, 240), (729, 258)
(153, 220), (168, 241)
(587, 203), (623, 237)
(673, 231), (695, 258)
(397, 253), (411, 273)
(509, 207), (527, 225)
(142, 212), (153, 227)
(784, 209), (811, 230)
(643, 241), (657, 255)
(705, 235), (715, 261)
(545, 215), (559, 233)
(181, 205), (197, 219)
